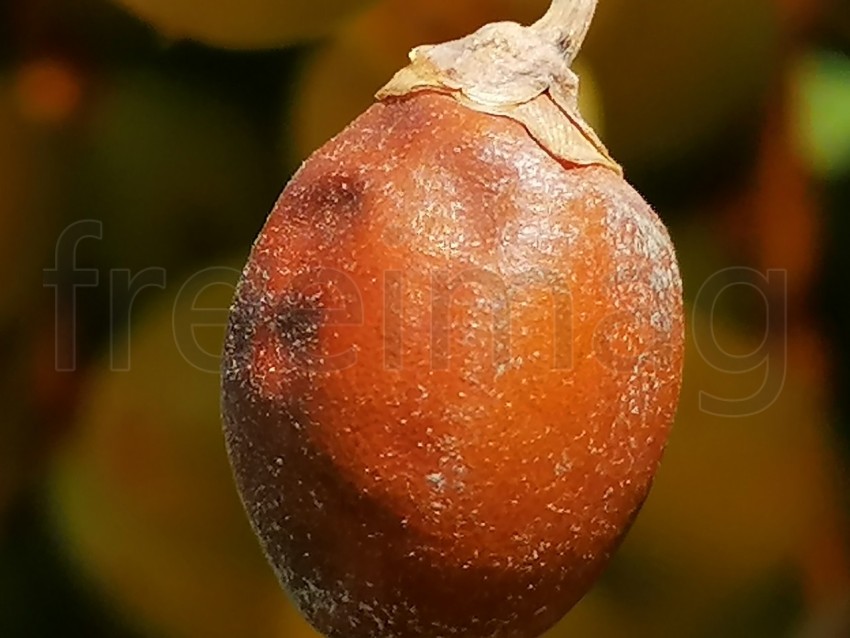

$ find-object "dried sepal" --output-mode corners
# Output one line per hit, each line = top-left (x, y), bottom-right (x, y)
(376, 2), (621, 174)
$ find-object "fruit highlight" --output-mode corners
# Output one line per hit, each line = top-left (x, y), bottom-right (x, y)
(222, 1), (684, 637)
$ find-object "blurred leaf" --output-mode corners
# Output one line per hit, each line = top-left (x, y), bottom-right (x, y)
(794, 49), (850, 178)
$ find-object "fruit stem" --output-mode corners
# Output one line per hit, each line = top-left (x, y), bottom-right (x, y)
(532, 0), (599, 64)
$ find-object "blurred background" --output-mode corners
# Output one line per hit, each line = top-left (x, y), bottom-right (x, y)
(0, 0), (849, 636)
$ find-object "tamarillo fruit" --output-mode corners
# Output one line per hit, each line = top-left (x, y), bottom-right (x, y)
(221, 1), (684, 636)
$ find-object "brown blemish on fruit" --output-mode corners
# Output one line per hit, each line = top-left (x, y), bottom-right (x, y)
(274, 291), (323, 361)
(286, 172), (366, 234)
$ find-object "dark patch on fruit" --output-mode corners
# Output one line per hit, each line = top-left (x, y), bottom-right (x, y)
(292, 172), (365, 227)
(275, 291), (323, 356)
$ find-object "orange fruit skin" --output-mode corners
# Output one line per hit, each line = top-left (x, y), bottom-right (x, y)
(222, 92), (684, 638)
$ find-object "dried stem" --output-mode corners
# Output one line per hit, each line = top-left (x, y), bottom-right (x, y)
(532, 0), (599, 64)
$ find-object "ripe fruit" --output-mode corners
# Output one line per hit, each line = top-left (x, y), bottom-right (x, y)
(222, 2), (684, 637)
(109, 0), (375, 49)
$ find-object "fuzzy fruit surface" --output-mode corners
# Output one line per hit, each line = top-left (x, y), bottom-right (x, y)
(222, 92), (684, 638)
